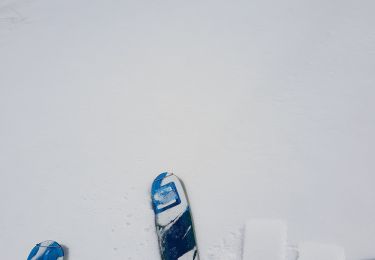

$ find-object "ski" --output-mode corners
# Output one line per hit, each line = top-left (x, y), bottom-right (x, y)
(151, 172), (199, 260)
(27, 240), (64, 260)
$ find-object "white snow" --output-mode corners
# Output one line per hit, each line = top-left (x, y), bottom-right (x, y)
(1, 0), (375, 259)
(298, 242), (345, 260)
(243, 219), (287, 260)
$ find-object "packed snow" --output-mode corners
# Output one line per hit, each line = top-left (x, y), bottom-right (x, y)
(243, 220), (287, 260)
(1, 0), (375, 259)
(298, 242), (345, 260)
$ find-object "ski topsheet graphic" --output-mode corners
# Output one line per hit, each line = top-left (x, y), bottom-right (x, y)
(151, 172), (199, 260)
(27, 240), (64, 260)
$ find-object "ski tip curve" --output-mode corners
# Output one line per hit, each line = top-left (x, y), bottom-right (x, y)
(27, 240), (64, 260)
(151, 172), (183, 214)
(151, 172), (178, 193)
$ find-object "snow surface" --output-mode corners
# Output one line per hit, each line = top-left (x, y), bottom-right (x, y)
(298, 242), (345, 260)
(243, 219), (287, 260)
(0, 0), (375, 259)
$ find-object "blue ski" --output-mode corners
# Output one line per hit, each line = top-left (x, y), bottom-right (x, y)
(151, 172), (199, 260)
(27, 240), (64, 260)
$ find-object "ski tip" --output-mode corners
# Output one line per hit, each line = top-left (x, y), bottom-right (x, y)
(154, 172), (172, 182)
(151, 172), (178, 188)
(151, 172), (182, 214)
(27, 240), (64, 260)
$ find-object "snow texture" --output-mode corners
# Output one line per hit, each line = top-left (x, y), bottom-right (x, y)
(243, 219), (287, 260)
(298, 242), (345, 260)
(206, 229), (243, 260)
(0, 0), (375, 259)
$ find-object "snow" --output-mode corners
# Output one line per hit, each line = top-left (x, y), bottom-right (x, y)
(0, 0), (375, 259)
(298, 242), (345, 260)
(243, 219), (287, 260)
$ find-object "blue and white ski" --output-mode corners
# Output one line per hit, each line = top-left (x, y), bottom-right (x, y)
(27, 240), (64, 260)
(151, 172), (199, 260)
